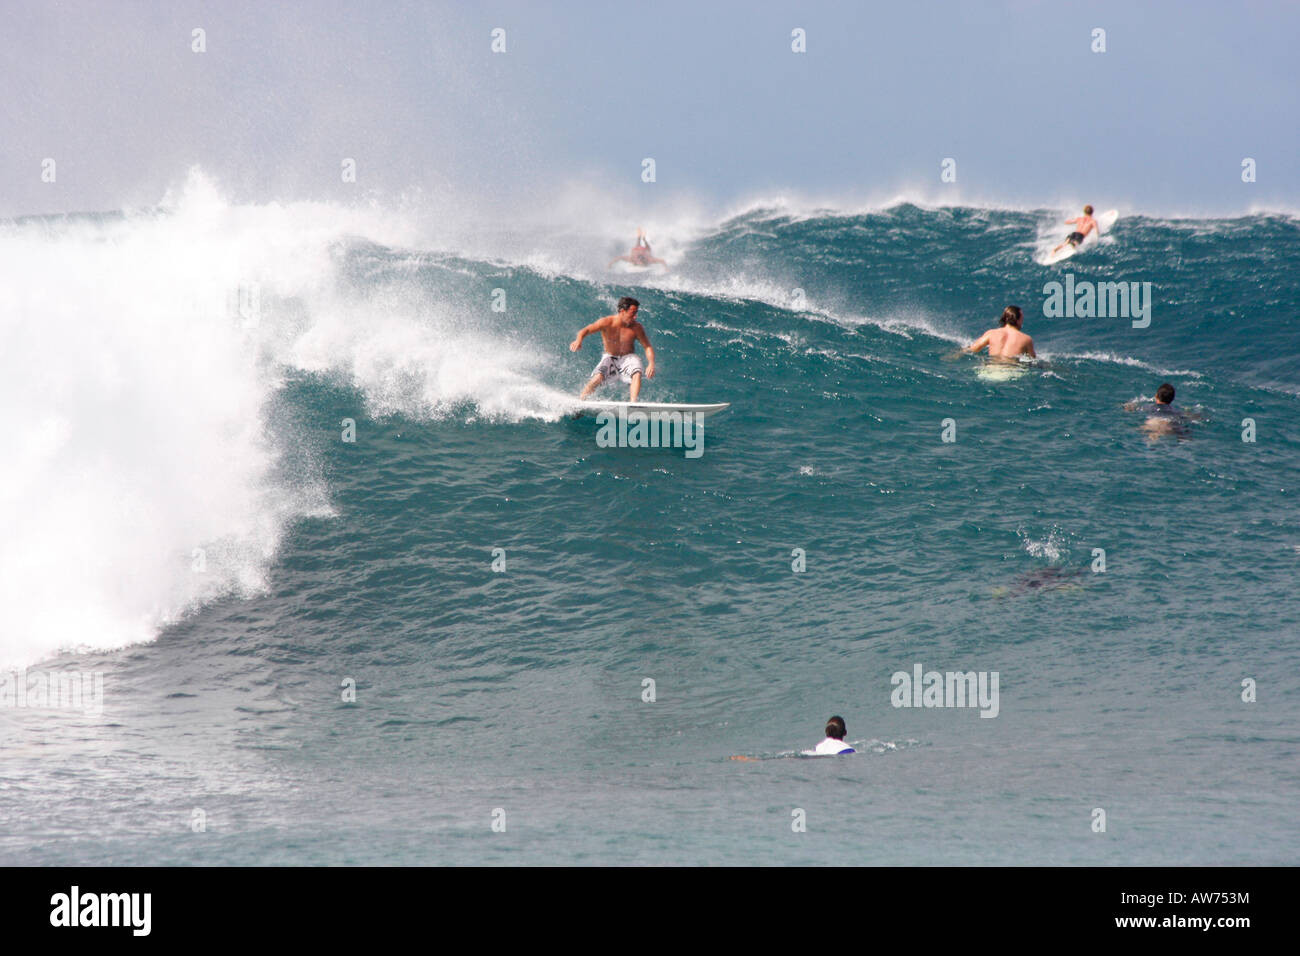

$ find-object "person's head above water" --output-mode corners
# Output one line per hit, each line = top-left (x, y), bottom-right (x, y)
(1155, 382), (1175, 404)
(616, 296), (640, 317)
(1083, 204), (1094, 216)
(999, 305), (1024, 329)
(825, 715), (847, 740)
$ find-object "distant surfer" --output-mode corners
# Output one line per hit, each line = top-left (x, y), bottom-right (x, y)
(608, 228), (667, 269)
(805, 716), (856, 756)
(728, 714), (856, 761)
(1124, 382), (1200, 438)
(1051, 205), (1099, 256)
(965, 306), (1036, 359)
(570, 296), (656, 401)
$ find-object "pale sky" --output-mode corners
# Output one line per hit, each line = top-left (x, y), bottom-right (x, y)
(3, 0), (1297, 219)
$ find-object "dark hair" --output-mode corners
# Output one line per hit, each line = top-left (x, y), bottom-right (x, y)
(999, 306), (1023, 328)
(617, 296), (640, 313)
(825, 715), (847, 740)
(1083, 204), (1094, 215)
(1155, 382), (1175, 404)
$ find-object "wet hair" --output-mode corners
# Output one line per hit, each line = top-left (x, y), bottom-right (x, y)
(1155, 382), (1175, 404)
(1083, 204), (1094, 215)
(999, 305), (1023, 328)
(617, 296), (640, 313)
(825, 716), (847, 740)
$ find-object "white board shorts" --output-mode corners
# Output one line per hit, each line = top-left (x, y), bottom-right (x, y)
(592, 352), (643, 384)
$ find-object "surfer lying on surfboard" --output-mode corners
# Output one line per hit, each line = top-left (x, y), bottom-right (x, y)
(729, 715), (856, 761)
(570, 296), (657, 401)
(1051, 204), (1099, 256)
(964, 306), (1036, 359)
(608, 228), (667, 269)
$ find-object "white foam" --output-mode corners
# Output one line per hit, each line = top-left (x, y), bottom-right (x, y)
(1043, 350), (1204, 378)
(0, 169), (425, 668)
(1019, 528), (1069, 563)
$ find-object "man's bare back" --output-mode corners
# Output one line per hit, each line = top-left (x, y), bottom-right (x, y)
(966, 306), (1035, 358)
(970, 326), (1035, 358)
(1067, 214), (1098, 240)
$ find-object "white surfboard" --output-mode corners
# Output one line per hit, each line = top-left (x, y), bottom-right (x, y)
(1044, 209), (1119, 264)
(1045, 243), (1080, 265)
(976, 362), (1029, 382)
(575, 400), (730, 418)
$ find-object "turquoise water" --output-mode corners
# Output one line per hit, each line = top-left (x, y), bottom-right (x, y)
(2, 189), (1298, 864)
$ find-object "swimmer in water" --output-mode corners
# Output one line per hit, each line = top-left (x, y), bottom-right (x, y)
(805, 715), (856, 756)
(608, 228), (667, 269)
(1124, 382), (1201, 439)
(965, 306), (1036, 359)
(728, 714), (856, 761)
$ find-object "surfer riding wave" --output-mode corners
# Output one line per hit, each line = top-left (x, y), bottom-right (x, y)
(570, 296), (657, 401)
(1052, 204), (1099, 256)
(608, 228), (667, 270)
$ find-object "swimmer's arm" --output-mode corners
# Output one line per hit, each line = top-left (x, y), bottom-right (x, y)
(569, 317), (609, 351)
(1026, 340), (1037, 358)
(965, 332), (991, 354)
(636, 324), (656, 377)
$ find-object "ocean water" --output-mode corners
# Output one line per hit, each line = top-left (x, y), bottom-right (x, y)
(3, 176), (1298, 865)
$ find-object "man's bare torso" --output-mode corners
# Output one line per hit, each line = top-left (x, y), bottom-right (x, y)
(599, 316), (642, 355)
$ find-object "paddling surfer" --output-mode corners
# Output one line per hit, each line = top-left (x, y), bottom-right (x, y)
(608, 228), (667, 269)
(728, 714), (857, 761)
(1124, 382), (1200, 439)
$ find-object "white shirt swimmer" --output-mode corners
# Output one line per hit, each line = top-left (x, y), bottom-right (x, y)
(803, 716), (856, 756)
(729, 715), (857, 761)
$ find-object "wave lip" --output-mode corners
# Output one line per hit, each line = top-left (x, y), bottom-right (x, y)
(0, 170), (361, 668)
